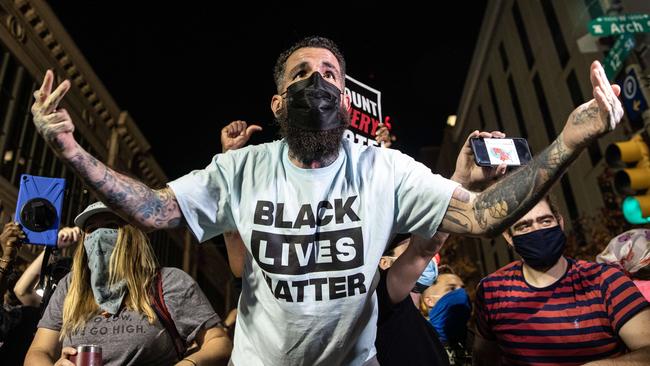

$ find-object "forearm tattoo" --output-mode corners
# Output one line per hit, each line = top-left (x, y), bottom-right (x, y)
(570, 104), (599, 126)
(68, 148), (182, 229)
(449, 134), (579, 236)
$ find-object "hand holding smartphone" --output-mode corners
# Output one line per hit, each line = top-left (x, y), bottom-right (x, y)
(470, 137), (532, 167)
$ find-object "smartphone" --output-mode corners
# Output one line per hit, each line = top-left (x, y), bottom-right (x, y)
(470, 137), (532, 167)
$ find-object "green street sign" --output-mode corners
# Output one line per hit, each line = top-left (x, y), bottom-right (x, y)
(589, 13), (650, 36)
(604, 33), (636, 80)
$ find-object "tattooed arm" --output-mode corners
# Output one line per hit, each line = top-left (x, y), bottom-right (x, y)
(440, 135), (576, 237)
(439, 61), (623, 237)
(30, 70), (182, 230)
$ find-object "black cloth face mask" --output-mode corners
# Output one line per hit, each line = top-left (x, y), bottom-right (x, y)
(282, 72), (344, 131)
(512, 225), (566, 270)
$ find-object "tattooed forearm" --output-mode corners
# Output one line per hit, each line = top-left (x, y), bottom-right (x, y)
(443, 204), (473, 232)
(570, 104), (599, 126)
(471, 133), (579, 236)
(439, 186), (475, 232)
(67, 147), (182, 230)
(454, 187), (470, 203)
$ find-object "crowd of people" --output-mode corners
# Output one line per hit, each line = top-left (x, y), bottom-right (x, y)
(0, 35), (645, 365)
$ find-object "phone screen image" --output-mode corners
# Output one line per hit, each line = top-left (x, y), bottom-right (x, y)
(484, 138), (521, 165)
(470, 137), (532, 167)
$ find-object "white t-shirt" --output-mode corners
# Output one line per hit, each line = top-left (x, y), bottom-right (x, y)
(168, 139), (458, 366)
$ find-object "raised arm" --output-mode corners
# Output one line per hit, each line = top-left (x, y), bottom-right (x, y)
(0, 222), (24, 294)
(14, 227), (80, 307)
(31, 70), (182, 230)
(440, 61), (623, 237)
(385, 233), (448, 304)
(386, 130), (506, 303)
(219, 120), (262, 276)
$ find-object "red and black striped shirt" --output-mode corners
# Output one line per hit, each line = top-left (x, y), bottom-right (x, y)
(475, 257), (649, 365)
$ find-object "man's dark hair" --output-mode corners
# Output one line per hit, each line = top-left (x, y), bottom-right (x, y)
(382, 234), (411, 256)
(507, 194), (562, 235)
(432, 265), (458, 285)
(273, 36), (346, 93)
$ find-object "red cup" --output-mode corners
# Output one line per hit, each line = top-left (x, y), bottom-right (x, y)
(69, 345), (102, 366)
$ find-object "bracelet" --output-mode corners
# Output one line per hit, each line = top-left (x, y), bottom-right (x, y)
(182, 358), (197, 366)
(0, 257), (10, 264)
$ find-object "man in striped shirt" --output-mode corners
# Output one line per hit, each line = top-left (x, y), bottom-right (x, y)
(473, 197), (650, 365)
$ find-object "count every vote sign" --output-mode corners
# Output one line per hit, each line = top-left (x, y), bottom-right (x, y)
(344, 75), (392, 147)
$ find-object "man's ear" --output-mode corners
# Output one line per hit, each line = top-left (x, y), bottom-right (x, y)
(558, 215), (565, 231)
(343, 91), (351, 112)
(502, 229), (513, 246)
(379, 257), (392, 270)
(424, 296), (435, 308)
(271, 94), (283, 118)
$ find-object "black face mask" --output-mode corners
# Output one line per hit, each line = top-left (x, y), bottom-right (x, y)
(282, 72), (344, 131)
(512, 226), (566, 270)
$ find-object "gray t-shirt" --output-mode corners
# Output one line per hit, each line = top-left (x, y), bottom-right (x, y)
(38, 267), (221, 366)
(168, 139), (458, 366)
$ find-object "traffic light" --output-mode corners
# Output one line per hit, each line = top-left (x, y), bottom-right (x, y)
(605, 134), (650, 224)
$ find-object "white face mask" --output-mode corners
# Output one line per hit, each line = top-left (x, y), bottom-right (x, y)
(83, 228), (126, 314)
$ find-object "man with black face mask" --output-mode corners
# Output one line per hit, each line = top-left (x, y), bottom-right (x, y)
(473, 197), (650, 365)
(31, 33), (629, 365)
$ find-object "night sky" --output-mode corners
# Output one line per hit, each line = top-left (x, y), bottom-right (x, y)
(47, 2), (487, 179)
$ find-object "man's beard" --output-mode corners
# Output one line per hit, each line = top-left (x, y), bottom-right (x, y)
(277, 104), (349, 165)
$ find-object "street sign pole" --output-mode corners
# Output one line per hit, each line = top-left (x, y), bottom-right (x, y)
(604, 33), (636, 80)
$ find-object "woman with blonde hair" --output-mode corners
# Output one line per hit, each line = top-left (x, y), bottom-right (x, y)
(25, 202), (231, 366)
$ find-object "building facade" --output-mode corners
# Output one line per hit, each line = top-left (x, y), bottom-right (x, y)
(436, 0), (650, 275)
(0, 0), (236, 314)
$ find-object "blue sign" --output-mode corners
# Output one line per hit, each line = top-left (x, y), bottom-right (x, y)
(622, 67), (648, 124)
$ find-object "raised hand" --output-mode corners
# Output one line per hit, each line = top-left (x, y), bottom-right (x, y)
(30, 70), (75, 154)
(57, 226), (81, 249)
(0, 222), (25, 257)
(563, 60), (624, 150)
(375, 122), (395, 148)
(221, 120), (262, 152)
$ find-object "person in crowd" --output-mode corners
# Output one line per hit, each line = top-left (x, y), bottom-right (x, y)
(14, 226), (79, 308)
(0, 222), (24, 296)
(31, 33), (624, 365)
(597, 228), (650, 302)
(0, 226), (78, 365)
(218, 119), (393, 278)
(219, 120), (500, 366)
(419, 266), (465, 317)
(374, 128), (505, 366)
(0, 221), (28, 354)
(420, 266), (472, 365)
(375, 235), (450, 366)
(25, 202), (232, 366)
(473, 197), (650, 365)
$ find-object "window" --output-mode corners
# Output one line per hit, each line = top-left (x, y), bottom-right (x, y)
(541, 0), (569, 68)
(507, 75), (527, 138)
(532, 73), (556, 142)
(488, 77), (505, 131)
(561, 176), (579, 222)
(498, 42), (509, 71)
(512, 2), (535, 69)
